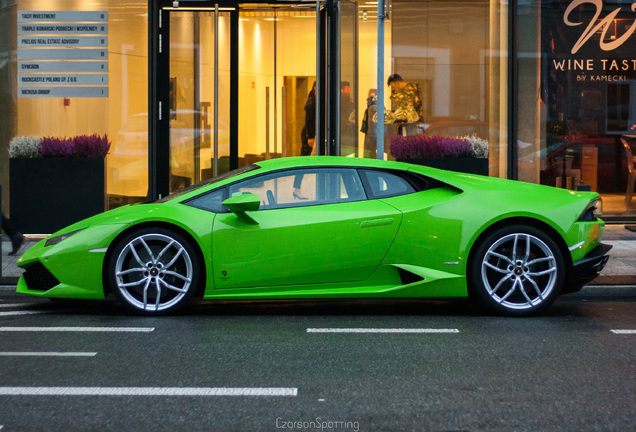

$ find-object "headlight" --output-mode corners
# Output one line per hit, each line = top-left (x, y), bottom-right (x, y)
(45, 229), (85, 247)
(578, 199), (601, 222)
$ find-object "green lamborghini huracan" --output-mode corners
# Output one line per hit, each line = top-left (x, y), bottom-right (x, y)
(17, 156), (610, 316)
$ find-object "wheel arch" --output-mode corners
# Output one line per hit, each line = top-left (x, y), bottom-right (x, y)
(102, 221), (207, 298)
(466, 216), (572, 293)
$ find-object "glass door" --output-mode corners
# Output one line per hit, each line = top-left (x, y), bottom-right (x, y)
(237, 5), (317, 166)
(168, 9), (231, 194)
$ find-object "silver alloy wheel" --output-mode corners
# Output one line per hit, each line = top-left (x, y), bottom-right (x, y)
(114, 233), (193, 312)
(480, 233), (558, 311)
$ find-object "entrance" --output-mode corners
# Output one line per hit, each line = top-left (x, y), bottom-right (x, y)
(162, 4), (317, 195)
(149, 0), (358, 199)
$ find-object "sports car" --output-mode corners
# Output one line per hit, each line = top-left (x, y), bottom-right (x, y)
(16, 156), (610, 316)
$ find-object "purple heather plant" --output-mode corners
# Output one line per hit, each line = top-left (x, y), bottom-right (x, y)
(39, 136), (75, 158)
(390, 134), (472, 159)
(37, 134), (111, 158)
(74, 134), (111, 158)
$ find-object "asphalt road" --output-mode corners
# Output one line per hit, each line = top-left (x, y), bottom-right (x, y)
(0, 287), (635, 432)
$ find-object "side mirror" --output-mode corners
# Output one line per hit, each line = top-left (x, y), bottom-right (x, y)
(222, 194), (260, 224)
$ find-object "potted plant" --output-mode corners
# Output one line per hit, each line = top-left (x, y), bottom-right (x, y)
(391, 133), (489, 175)
(9, 134), (111, 234)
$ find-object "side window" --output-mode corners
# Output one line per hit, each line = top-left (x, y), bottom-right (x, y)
(228, 168), (366, 210)
(184, 188), (227, 213)
(361, 169), (416, 198)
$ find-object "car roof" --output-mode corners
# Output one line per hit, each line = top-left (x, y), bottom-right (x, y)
(254, 156), (410, 172)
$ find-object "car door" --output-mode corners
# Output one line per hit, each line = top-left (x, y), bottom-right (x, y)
(211, 167), (402, 289)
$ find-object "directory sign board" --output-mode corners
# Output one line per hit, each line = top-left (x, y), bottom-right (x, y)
(17, 11), (109, 98)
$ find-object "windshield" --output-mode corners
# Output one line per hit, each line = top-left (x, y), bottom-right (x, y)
(156, 164), (261, 203)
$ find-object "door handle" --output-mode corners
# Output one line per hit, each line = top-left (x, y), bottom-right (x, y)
(360, 218), (394, 228)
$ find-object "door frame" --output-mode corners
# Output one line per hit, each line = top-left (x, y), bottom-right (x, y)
(150, 0), (238, 199)
(149, 0), (343, 200)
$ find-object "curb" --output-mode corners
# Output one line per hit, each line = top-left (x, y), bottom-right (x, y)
(0, 277), (19, 285)
(0, 285), (20, 296)
(589, 275), (636, 285)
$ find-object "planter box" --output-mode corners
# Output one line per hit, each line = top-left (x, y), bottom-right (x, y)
(10, 158), (106, 234)
(397, 157), (489, 176)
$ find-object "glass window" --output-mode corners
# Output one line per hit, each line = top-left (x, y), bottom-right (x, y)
(363, 0), (507, 178)
(516, 1), (636, 218)
(2, 0), (149, 212)
(185, 189), (227, 213)
(159, 164), (260, 203)
(360, 169), (415, 198)
(228, 168), (366, 210)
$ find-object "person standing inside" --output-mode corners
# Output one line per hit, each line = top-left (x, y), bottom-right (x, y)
(300, 81), (316, 156)
(387, 74), (423, 136)
(361, 89), (378, 159)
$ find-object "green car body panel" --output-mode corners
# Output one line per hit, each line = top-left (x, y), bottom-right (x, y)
(16, 156), (606, 311)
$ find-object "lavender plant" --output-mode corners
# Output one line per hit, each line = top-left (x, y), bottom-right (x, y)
(10, 134), (111, 158)
(391, 134), (472, 159)
(39, 136), (76, 158)
(74, 134), (111, 158)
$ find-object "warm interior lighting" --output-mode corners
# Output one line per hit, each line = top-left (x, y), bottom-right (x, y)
(162, 7), (235, 11)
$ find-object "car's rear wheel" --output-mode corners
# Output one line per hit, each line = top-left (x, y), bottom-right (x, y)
(107, 227), (200, 315)
(469, 225), (565, 316)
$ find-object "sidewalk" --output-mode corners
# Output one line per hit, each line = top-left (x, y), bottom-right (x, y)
(2, 225), (636, 285)
(1, 235), (36, 284)
(592, 224), (636, 285)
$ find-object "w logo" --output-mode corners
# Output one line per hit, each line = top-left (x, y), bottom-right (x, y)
(564, 0), (636, 54)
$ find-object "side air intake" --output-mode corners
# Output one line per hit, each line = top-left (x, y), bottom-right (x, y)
(398, 267), (425, 285)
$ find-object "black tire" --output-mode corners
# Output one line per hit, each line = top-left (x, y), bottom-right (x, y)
(468, 225), (565, 316)
(107, 227), (201, 315)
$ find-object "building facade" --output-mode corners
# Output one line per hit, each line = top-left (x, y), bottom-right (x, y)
(1, 0), (635, 229)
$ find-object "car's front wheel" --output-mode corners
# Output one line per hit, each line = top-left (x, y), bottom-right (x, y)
(469, 225), (565, 316)
(107, 227), (200, 315)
